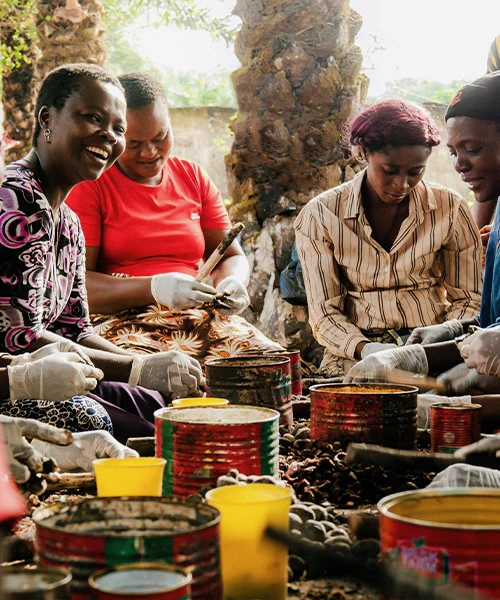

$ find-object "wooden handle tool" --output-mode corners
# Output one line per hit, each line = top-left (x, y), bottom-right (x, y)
(383, 367), (450, 394)
(195, 222), (245, 282)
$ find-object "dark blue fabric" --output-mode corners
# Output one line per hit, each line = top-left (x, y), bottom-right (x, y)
(480, 198), (500, 327)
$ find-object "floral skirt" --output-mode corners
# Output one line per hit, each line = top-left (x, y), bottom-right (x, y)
(91, 304), (283, 366)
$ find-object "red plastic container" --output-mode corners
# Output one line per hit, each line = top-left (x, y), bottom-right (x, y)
(205, 356), (292, 426)
(155, 405), (279, 497)
(379, 489), (500, 598)
(88, 563), (191, 600)
(430, 402), (481, 453)
(33, 497), (221, 600)
(309, 383), (418, 449)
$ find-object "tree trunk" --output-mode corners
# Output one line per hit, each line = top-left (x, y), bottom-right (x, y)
(226, 0), (368, 365)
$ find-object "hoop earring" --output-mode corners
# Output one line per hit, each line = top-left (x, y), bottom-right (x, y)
(43, 128), (51, 143)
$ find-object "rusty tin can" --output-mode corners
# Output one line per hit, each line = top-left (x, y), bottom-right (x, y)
(379, 489), (500, 598)
(266, 349), (302, 396)
(33, 497), (221, 600)
(155, 405), (280, 498)
(430, 402), (481, 453)
(309, 383), (418, 449)
(205, 356), (292, 426)
(88, 563), (192, 600)
(0, 565), (72, 600)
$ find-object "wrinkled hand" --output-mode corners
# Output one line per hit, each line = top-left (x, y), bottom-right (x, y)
(129, 351), (203, 398)
(360, 342), (398, 359)
(417, 393), (471, 429)
(0, 415), (72, 484)
(8, 353), (103, 404)
(215, 276), (250, 315)
(459, 327), (500, 378)
(455, 435), (500, 459)
(344, 345), (428, 383)
(10, 341), (93, 366)
(32, 430), (138, 472)
(437, 363), (500, 395)
(406, 319), (463, 345)
(151, 272), (216, 310)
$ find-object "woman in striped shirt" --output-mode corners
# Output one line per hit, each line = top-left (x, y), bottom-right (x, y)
(295, 99), (482, 377)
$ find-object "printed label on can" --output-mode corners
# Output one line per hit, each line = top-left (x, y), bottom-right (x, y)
(393, 537), (450, 583)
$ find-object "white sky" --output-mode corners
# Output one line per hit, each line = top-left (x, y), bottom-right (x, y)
(136, 0), (500, 97)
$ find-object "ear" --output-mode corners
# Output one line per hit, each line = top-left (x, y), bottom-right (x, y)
(359, 145), (369, 162)
(38, 106), (51, 131)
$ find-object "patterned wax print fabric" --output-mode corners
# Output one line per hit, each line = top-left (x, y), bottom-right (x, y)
(91, 292), (283, 366)
(294, 169), (482, 364)
(0, 396), (112, 433)
(0, 162), (94, 352)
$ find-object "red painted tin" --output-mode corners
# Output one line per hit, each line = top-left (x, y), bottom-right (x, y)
(0, 565), (72, 599)
(33, 497), (221, 600)
(155, 406), (280, 498)
(430, 402), (481, 453)
(205, 356), (292, 426)
(88, 563), (191, 599)
(265, 349), (302, 396)
(309, 383), (418, 449)
(379, 489), (500, 598)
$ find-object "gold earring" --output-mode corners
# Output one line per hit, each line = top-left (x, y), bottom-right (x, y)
(43, 128), (51, 143)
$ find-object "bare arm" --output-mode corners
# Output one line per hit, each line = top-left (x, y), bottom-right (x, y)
(85, 246), (155, 314)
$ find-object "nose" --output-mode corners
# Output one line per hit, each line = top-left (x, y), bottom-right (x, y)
(138, 141), (156, 158)
(391, 175), (409, 194)
(99, 126), (118, 145)
(453, 152), (471, 174)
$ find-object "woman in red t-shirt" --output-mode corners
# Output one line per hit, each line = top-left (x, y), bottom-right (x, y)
(67, 71), (282, 363)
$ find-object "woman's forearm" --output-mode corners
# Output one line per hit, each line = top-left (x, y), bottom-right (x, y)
(86, 271), (154, 314)
(210, 255), (249, 287)
(424, 340), (463, 375)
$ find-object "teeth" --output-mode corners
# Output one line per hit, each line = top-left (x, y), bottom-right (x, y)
(86, 146), (109, 159)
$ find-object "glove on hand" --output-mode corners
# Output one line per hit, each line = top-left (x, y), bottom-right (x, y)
(427, 464), (500, 489)
(31, 430), (139, 472)
(0, 415), (72, 483)
(455, 434), (500, 459)
(416, 393), (472, 429)
(437, 363), (500, 395)
(151, 272), (216, 310)
(459, 328), (500, 378)
(128, 351), (203, 398)
(406, 319), (463, 345)
(215, 276), (250, 315)
(10, 341), (93, 366)
(360, 342), (398, 359)
(8, 353), (103, 404)
(344, 344), (428, 383)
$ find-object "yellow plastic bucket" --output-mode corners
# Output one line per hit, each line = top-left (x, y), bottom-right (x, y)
(93, 457), (166, 497)
(206, 483), (291, 600)
(171, 398), (229, 408)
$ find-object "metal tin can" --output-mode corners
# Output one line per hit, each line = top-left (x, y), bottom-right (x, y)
(309, 383), (418, 449)
(0, 565), (72, 600)
(430, 402), (481, 453)
(33, 497), (221, 600)
(379, 489), (500, 598)
(265, 349), (302, 396)
(155, 405), (280, 497)
(88, 563), (192, 599)
(205, 356), (293, 425)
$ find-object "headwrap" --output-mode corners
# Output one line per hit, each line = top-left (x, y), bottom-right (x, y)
(445, 71), (500, 122)
(487, 35), (500, 73)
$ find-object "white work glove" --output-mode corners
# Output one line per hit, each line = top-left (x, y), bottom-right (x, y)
(406, 319), (463, 345)
(151, 272), (216, 310)
(427, 464), (500, 489)
(459, 328), (500, 378)
(0, 415), (72, 484)
(31, 430), (139, 472)
(215, 276), (251, 315)
(128, 351), (203, 398)
(455, 435), (500, 459)
(437, 363), (500, 395)
(360, 342), (398, 359)
(416, 393), (472, 429)
(10, 340), (93, 366)
(7, 353), (104, 404)
(344, 345), (428, 383)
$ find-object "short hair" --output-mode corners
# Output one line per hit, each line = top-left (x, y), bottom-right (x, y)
(33, 63), (124, 145)
(349, 99), (441, 152)
(118, 72), (168, 109)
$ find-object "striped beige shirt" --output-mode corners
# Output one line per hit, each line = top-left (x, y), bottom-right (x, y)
(294, 169), (482, 359)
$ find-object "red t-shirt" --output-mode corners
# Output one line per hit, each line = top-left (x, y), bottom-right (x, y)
(66, 157), (232, 276)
